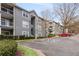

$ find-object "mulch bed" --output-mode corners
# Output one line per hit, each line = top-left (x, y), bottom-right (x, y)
(16, 50), (24, 56)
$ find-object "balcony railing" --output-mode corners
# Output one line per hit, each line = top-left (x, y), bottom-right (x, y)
(0, 21), (13, 28)
(1, 7), (13, 15)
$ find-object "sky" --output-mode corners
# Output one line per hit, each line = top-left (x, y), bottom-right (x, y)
(17, 3), (59, 22)
(17, 3), (53, 16)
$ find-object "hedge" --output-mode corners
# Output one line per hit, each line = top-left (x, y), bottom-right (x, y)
(0, 40), (17, 56)
(0, 35), (35, 40)
(0, 35), (47, 40)
(37, 37), (47, 39)
(48, 34), (56, 37)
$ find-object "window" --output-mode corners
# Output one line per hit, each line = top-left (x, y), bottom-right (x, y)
(49, 26), (52, 28)
(49, 22), (52, 24)
(22, 21), (29, 28)
(22, 11), (28, 17)
(22, 31), (26, 35)
(22, 31), (28, 37)
(26, 14), (28, 17)
(1, 19), (5, 25)
(23, 13), (25, 16)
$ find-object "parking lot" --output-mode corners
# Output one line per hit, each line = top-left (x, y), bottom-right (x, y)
(19, 37), (79, 56)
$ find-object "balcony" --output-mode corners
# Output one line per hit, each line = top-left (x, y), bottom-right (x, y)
(1, 7), (13, 19)
(0, 21), (13, 29)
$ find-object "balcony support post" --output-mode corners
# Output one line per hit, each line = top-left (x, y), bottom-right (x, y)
(0, 3), (1, 35)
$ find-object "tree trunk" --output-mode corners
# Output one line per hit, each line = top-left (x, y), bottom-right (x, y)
(63, 27), (68, 33)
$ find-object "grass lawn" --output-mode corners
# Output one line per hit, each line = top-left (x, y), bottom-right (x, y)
(17, 45), (38, 56)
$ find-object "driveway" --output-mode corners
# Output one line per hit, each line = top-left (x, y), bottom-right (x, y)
(18, 37), (79, 56)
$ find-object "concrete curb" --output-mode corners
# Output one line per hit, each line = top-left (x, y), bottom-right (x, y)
(31, 48), (45, 56)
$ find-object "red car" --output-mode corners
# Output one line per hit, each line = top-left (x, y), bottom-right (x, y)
(58, 33), (72, 37)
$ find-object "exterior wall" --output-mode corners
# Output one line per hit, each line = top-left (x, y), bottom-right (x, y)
(53, 22), (63, 34)
(41, 20), (46, 37)
(37, 18), (42, 37)
(44, 20), (50, 36)
(44, 20), (63, 35)
(14, 7), (30, 36)
(29, 12), (46, 37)
(53, 22), (59, 34)
(37, 18), (44, 37)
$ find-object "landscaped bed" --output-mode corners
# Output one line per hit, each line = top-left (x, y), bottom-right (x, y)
(0, 40), (17, 56)
(0, 39), (39, 56)
(17, 45), (38, 56)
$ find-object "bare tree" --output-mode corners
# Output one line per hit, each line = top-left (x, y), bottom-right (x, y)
(68, 20), (79, 34)
(41, 9), (54, 36)
(54, 3), (79, 33)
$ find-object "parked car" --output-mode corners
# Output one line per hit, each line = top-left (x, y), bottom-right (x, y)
(58, 33), (72, 37)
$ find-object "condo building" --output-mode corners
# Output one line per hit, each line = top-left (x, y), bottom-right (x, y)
(0, 3), (63, 37)
(44, 20), (64, 36)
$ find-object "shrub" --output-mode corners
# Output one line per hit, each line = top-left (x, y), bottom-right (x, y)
(48, 34), (56, 37)
(0, 35), (35, 40)
(0, 35), (14, 40)
(37, 37), (46, 39)
(0, 40), (17, 56)
(25, 37), (35, 39)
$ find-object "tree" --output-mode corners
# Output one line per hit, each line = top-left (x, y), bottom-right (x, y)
(41, 9), (54, 36)
(68, 20), (79, 34)
(54, 3), (79, 33)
